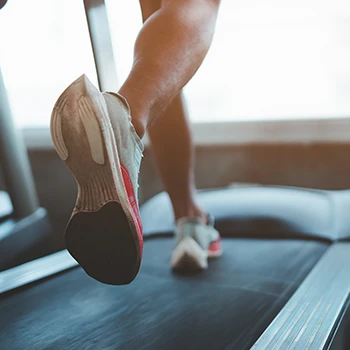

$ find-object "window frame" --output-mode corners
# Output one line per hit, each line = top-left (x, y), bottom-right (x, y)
(23, 116), (350, 150)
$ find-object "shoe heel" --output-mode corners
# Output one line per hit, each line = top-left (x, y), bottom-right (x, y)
(171, 237), (208, 271)
(50, 78), (119, 212)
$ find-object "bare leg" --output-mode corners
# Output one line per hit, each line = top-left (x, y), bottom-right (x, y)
(149, 94), (206, 221)
(50, 0), (221, 282)
(119, 0), (221, 138)
(137, 0), (212, 222)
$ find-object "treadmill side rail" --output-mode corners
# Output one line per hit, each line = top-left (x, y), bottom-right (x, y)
(252, 243), (350, 350)
(0, 249), (78, 294)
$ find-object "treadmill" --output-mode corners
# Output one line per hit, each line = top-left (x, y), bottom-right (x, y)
(0, 0), (53, 271)
(1, 186), (350, 349)
(1, 1), (350, 349)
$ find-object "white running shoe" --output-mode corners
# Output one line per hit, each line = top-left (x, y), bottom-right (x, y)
(50, 75), (144, 285)
(171, 214), (222, 271)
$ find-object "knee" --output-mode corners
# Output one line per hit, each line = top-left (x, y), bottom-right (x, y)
(161, 0), (220, 32)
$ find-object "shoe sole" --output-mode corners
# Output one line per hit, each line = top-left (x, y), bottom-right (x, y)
(50, 75), (142, 285)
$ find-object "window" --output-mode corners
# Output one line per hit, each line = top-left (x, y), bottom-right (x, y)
(106, 0), (350, 123)
(0, 0), (98, 127)
(1, 0), (350, 128)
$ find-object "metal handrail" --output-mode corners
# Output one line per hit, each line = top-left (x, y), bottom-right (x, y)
(0, 69), (39, 219)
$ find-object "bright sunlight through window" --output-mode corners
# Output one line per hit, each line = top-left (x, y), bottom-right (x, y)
(0, 0), (98, 127)
(1, 0), (350, 126)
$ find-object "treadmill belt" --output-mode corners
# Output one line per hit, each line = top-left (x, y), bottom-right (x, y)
(0, 238), (328, 350)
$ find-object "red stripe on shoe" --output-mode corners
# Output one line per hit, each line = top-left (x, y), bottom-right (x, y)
(120, 162), (143, 253)
(208, 237), (221, 253)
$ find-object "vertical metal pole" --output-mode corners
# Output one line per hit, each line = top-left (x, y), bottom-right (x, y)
(0, 69), (39, 219)
(83, 0), (119, 92)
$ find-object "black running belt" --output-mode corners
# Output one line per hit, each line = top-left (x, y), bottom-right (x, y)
(0, 238), (327, 350)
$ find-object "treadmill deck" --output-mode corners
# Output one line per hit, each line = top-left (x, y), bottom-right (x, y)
(0, 238), (327, 350)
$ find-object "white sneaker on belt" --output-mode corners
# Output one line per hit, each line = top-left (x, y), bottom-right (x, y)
(171, 214), (222, 271)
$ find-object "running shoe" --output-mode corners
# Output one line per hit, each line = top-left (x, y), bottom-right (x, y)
(171, 214), (222, 271)
(50, 75), (144, 285)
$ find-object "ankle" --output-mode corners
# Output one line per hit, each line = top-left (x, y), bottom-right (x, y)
(118, 87), (148, 139)
(174, 204), (208, 224)
(131, 119), (146, 139)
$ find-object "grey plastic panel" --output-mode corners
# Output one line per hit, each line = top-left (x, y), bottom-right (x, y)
(0, 249), (77, 294)
(141, 186), (350, 241)
(0, 208), (54, 270)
